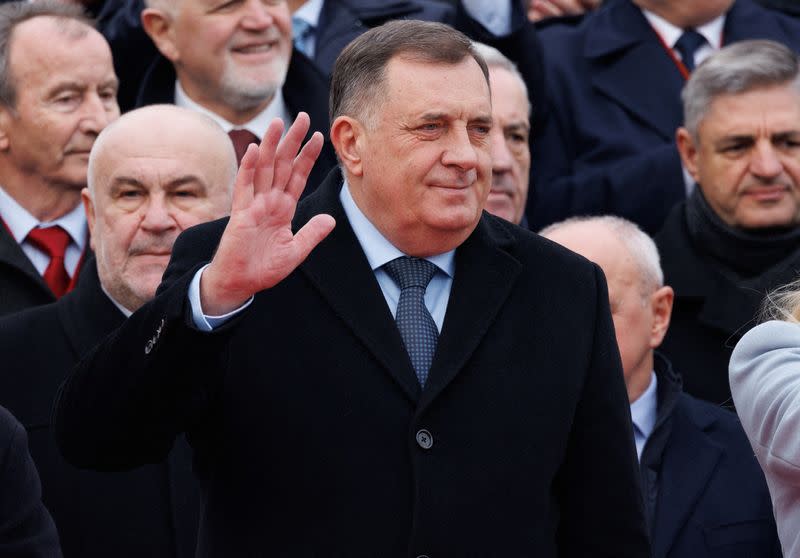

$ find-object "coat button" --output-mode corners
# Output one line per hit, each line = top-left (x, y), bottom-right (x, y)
(416, 429), (433, 449)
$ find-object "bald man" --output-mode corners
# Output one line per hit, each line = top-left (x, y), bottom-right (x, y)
(542, 216), (780, 558)
(0, 105), (235, 558)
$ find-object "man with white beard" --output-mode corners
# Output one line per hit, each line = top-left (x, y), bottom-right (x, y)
(134, 0), (337, 191)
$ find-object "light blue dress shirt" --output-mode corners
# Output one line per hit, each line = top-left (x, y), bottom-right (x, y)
(189, 181), (455, 331)
(629, 371), (658, 461)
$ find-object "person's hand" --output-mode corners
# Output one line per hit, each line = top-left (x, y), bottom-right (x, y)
(527, 0), (600, 22)
(200, 112), (336, 315)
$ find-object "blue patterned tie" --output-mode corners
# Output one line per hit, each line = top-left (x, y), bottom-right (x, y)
(292, 17), (314, 59)
(674, 29), (706, 73)
(384, 257), (439, 386)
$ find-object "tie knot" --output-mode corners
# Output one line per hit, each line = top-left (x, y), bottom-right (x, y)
(228, 129), (260, 165)
(27, 225), (70, 258)
(674, 29), (706, 70)
(384, 257), (437, 290)
(292, 17), (314, 57)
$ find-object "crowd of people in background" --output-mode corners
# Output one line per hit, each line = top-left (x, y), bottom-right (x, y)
(2, 0), (800, 556)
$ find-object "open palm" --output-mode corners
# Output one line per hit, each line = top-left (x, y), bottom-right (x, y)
(200, 113), (336, 315)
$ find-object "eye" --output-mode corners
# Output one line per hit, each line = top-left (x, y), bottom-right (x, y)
(52, 93), (80, 110)
(470, 123), (491, 136)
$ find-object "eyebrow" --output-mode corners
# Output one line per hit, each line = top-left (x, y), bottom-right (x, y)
(504, 121), (530, 133)
(108, 175), (208, 194)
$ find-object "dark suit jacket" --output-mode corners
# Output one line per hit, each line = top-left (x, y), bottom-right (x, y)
(0, 259), (199, 558)
(642, 354), (779, 558)
(654, 203), (800, 406)
(0, 404), (61, 558)
(529, 0), (800, 234)
(0, 222), (55, 317)
(54, 169), (649, 557)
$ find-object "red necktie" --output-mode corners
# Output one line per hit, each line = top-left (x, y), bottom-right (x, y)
(228, 129), (260, 165)
(26, 225), (71, 298)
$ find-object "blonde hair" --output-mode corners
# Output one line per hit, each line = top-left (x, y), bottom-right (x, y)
(761, 277), (800, 323)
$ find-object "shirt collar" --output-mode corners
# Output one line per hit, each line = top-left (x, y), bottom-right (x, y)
(0, 185), (87, 249)
(174, 80), (292, 139)
(642, 9), (725, 50)
(630, 370), (658, 441)
(100, 283), (133, 317)
(293, 0), (323, 28)
(339, 180), (455, 277)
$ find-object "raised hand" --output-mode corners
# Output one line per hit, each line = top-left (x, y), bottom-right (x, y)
(200, 112), (336, 315)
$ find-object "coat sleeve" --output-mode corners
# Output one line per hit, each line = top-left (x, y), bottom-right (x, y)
(556, 264), (651, 557)
(0, 406), (62, 558)
(730, 320), (800, 481)
(53, 219), (234, 471)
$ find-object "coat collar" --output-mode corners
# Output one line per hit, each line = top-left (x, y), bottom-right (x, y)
(57, 257), (126, 358)
(656, 202), (800, 336)
(648, 356), (724, 558)
(0, 222), (52, 299)
(581, 0), (686, 141)
(294, 168), (522, 405)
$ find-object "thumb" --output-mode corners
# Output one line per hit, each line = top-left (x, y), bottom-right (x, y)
(292, 214), (336, 262)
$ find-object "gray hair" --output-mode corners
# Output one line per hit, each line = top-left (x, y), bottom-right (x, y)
(330, 19), (489, 128)
(540, 215), (664, 298)
(0, 1), (93, 108)
(683, 39), (800, 139)
(471, 41), (532, 116)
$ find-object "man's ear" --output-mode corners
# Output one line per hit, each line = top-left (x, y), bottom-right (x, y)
(141, 8), (180, 63)
(649, 285), (674, 349)
(81, 187), (97, 252)
(330, 116), (364, 177)
(0, 105), (14, 152)
(676, 127), (701, 184)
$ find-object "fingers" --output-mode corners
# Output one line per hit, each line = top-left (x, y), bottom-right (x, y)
(252, 118), (285, 196)
(231, 144), (259, 212)
(285, 132), (324, 200)
(292, 214), (336, 263)
(271, 112), (312, 191)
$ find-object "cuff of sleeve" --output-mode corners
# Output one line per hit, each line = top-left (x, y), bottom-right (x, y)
(188, 264), (254, 331)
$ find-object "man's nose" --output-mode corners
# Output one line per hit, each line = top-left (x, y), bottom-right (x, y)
(240, 0), (274, 30)
(750, 141), (783, 179)
(490, 129), (513, 174)
(441, 125), (480, 170)
(78, 93), (117, 136)
(140, 196), (176, 232)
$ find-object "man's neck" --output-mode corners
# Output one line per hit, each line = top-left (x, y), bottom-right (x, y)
(0, 168), (82, 222)
(175, 77), (274, 126)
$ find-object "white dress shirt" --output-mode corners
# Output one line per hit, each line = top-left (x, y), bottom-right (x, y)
(0, 186), (87, 276)
(642, 10), (725, 68)
(642, 10), (726, 197)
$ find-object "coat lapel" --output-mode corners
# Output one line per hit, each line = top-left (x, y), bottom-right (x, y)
(652, 402), (722, 558)
(295, 170), (422, 402)
(419, 217), (522, 410)
(57, 257), (125, 358)
(584, 0), (685, 141)
(0, 224), (52, 298)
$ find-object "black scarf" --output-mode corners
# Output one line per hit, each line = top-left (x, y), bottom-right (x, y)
(684, 187), (800, 279)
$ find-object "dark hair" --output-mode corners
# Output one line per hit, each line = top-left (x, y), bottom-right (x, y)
(0, 0), (94, 108)
(329, 19), (490, 127)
